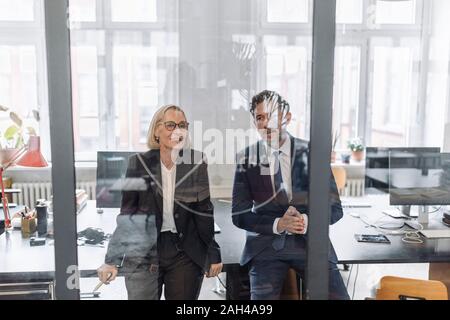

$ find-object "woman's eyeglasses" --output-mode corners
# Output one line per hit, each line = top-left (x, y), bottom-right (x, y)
(162, 121), (189, 131)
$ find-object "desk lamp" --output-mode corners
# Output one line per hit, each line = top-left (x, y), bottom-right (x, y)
(0, 136), (47, 229)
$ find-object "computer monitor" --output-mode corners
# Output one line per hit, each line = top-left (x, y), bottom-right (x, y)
(389, 151), (450, 206)
(96, 151), (138, 208)
(365, 147), (441, 193)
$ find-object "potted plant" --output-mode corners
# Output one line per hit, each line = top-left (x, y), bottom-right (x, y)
(347, 137), (364, 162)
(0, 105), (38, 166)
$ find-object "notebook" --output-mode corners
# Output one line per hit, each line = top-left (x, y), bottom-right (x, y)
(419, 229), (450, 239)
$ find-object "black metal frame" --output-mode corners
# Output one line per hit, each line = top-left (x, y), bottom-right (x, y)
(44, 0), (80, 300)
(306, 0), (337, 300)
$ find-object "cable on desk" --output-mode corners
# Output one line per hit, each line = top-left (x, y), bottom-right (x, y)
(357, 212), (425, 243)
(428, 206), (442, 214)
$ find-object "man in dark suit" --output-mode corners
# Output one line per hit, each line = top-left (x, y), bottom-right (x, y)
(232, 90), (349, 300)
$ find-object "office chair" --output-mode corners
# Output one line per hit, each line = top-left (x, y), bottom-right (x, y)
(280, 268), (301, 300)
(331, 166), (347, 196)
(375, 276), (448, 300)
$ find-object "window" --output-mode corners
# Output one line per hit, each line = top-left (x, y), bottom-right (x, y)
(332, 0), (442, 150)
(333, 46), (361, 148)
(0, 0), (48, 155)
(266, 0), (309, 24)
(336, 0), (363, 24)
(370, 43), (417, 147)
(375, 0), (417, 25)
(69, 0), (96, 22)
(110, 0), (157, 23)
(265, 39), (309, 138)
(68, 0), (176, 160)
(0, 0), (35, 21)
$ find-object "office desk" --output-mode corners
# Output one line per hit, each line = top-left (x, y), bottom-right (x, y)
(0, 200), (246, 299)
(2, 197), (449, 298)
(331, 194), (450, 264)
(0, 202), (119, 282)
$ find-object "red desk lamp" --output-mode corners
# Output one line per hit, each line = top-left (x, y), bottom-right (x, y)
(0, 136), (48, 229)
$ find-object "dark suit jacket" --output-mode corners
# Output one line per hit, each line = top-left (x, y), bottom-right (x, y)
(232, 135), (343, 266)
(105, 148), (221, 273)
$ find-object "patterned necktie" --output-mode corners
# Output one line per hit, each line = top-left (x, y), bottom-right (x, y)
(272, 150), (288, 251)
(273, 151), (289, 204)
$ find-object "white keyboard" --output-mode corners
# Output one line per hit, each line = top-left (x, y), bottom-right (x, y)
(419, 229), (450, 239)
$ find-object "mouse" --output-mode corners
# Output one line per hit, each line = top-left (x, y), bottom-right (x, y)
(349, 212), (360, 218)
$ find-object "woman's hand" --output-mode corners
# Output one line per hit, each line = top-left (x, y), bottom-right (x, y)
(205, 263), (223, 278)
(97, 264), (118, 284)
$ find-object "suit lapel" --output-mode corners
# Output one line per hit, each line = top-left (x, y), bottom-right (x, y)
(173, 155), (189, 215)
(289, 135), (309, 206)
(257, 141), (275, 199)
(142, 149), (164, 216)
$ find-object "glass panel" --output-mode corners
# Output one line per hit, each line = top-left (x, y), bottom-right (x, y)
(333, 46), (361, 149)
(0, 0), (35, 21)
(375, 0), (417, 25)
(0, 45), (39, 147)
(333, 0), (450, 300)
(69, 0), (313, 300)
(0, 0), (56, 299)
(69, 0), (96, 22)
(110, 0), (157, 23)
(265, 39), (309, 138)
(267, 0), (308, 23)
(370, 43), (417, 147)
(336, 0), (363, 24)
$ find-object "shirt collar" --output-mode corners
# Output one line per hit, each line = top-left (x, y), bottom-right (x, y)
(265, 134), (291, 157)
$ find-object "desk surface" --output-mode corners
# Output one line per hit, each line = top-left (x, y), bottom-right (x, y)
(0, 200), (245, 281)
(331, 194), (450, 264)
(2, 196), (450, 282)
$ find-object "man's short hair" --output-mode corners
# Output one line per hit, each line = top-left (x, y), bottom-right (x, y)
(249, 90), (290, 117)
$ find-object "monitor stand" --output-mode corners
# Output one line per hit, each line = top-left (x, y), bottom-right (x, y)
(400, 205), (429, 225)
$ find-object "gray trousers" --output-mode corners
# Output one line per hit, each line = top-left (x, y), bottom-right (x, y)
(124, 267), (159, 300)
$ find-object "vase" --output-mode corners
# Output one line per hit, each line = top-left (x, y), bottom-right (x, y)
(351, 150), (364, 162)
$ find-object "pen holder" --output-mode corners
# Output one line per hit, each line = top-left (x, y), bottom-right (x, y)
(21, 217), (37, 238)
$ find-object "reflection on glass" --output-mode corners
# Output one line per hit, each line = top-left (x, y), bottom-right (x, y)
(375, 0), (417, 25)
(333, 46), (361, 149)
(113, 45), (159, 150)
(267, 0), (308, 23)
(371, 44), (416, 147)
(0, 0), (35, 21)
(265, 38), (308, 139)
(0, 46), (39, 134)
(336, 0), (363, 24)
(389, 150), (449, 206)
(69, 0), (96, 22)
(111, 0), (157, 23)
(365, 147), (441, 193)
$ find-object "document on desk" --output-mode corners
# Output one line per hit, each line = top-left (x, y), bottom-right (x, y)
(419, 229), (450, 239)
(341, 200), (372, 208)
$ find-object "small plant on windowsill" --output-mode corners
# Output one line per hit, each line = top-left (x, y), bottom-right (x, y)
(0, 105), (39, 166)
(347, 137), (365, 162)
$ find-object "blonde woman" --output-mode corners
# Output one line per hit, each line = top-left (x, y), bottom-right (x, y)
(98, 105), (222, 300)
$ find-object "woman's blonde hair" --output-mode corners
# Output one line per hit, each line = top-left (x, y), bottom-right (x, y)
(147, 104), (187, 149)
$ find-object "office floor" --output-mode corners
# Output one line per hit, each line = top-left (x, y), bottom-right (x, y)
(80, 263), (429, 300)
(80, 274), (227, 300)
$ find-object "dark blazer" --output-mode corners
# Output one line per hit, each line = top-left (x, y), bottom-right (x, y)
(105, 148), (221, 273)
(232, 135), (343, 266)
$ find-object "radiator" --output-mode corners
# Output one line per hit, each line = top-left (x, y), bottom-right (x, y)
(11, 182), (96, 208)
(343, 178), (365, 197)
